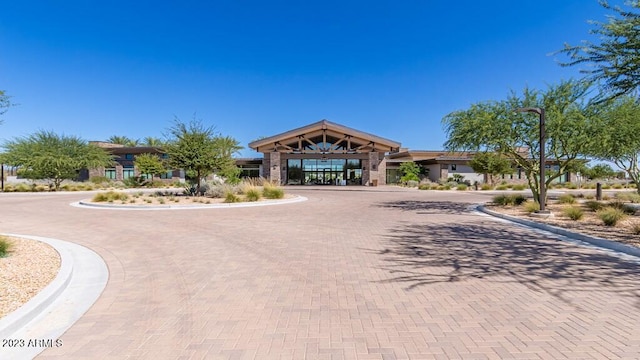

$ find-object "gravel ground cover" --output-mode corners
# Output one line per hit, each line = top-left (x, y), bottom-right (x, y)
(0, 236), (61, 317)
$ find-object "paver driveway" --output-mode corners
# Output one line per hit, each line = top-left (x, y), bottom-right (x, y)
(2, 187), (640, 359)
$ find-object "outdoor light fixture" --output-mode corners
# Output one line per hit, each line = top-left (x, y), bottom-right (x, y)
(515, 107), (549, 213)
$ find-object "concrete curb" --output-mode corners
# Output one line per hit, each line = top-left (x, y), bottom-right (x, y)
(477, 205), (640, 259)
(0, 234), (108, 359)
(73, 194), (308, 210)
(0, 234), (73, 339)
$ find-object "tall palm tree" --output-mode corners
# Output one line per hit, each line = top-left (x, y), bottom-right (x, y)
(216, 136), (243, 157)
(142, 136), (164, 147)
(107, 135), (139, 147)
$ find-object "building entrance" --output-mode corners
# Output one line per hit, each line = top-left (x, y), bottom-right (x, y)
(287, 159), (362, 185)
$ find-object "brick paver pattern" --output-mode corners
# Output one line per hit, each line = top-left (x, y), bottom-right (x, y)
(1, 188), (639, 359)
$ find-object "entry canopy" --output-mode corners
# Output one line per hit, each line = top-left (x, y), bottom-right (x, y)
(249, 119), (401, 154)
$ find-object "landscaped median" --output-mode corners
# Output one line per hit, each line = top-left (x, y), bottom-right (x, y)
(478, 192), (640, 258)
(76, 180), (306, 209)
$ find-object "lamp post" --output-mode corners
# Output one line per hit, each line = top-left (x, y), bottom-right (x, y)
(515, 107), (549, 213)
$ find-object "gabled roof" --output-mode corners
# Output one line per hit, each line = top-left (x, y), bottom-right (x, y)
(249, 119), (401, 153)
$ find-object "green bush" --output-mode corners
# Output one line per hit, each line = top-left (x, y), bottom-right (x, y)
(92, 191), (129, 202)
(224, 191), (241, 203)
(263, 186), (284, 199)
(585, 200), (605, 212)
(245, 188), (262, 202)
(493, 194), (527, 206)
(480, 184), (493, 190)
(492, 194), (512, 206)
(563, 206), (584, 221)
(0, 237), (12, 257)
(418, 184), (430, 190)
(512, 194), (527, 205)
(495, 185), (509, 190)
(89, 176), (111, 184)
(615, 192), (640, 203)
(597, 207), (626, 226)
(523, 201), (540, 213)
(557, 194), (576, 204)
(511, 184), (527, 190)
(607, 200), (637, 215)
(456, 184), (468, 191)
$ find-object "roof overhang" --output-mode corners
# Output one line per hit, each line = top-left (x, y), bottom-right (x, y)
(249, 119), (401, 154)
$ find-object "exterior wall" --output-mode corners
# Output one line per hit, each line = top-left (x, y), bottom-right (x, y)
(425, 164), (441, 182)
(448, 164), (484, 184)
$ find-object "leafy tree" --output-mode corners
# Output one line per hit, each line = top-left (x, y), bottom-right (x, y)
(469, 152), (513, 185)
(134, 153), (167, 180)
(443, 80), (597, 204)
(163, 117), (238, 192)
(0, 90), (14, 123)
(1, 131), (113, 190)
(399, 161), (420, 183)
(107, 135), (139, 147)
(583, 163), (617, 180)
(558, 1), (640, 102)
(587, 96), (640, 192)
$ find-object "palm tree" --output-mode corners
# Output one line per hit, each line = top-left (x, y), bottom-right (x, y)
(142, 136), (164, 147)
(107, 135), (139, 147)
(216, 136), (243, 157)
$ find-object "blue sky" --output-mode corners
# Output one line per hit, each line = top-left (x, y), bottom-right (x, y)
(0, 0), (616, 158)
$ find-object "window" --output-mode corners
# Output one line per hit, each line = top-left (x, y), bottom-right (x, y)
(125, 154), (134, 160)
(105, 168), (116, 180)
(451, 164), (457, 171)
(159, 171), (173, 179)
(123, 166), (135, 179)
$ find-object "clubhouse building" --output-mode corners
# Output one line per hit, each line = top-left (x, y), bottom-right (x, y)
(90, 119), (574, 185)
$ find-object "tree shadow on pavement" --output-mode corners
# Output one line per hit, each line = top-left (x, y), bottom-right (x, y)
(376, 222), (640, 308)
(375, 200), (475, 215)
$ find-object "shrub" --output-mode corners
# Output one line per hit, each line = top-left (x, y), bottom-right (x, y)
(631, 222), (640, 235)
(245, 188), (262, 202)
(480, 184), (493, 190)
(456, 184), (468, 191)
(493, 194), (511, 206)
(89, 176), (110, 184)
(557, 194), (576, 204)
(92, 191), (129, 202)
(607, 200), (637, 215)
(565, 183), (578, 189)
(615, 192), (640, 203)
(405, 180), (419, 188)
(612, 183), (623, 189)
(205, 183), (234, 198)
(263, 186), (284, 199)
(224, 191), (241, 203)
(512, 184), (527, 191)
(563, 206), (584, 221)
(523, 201), (540, 213)
(418, 184), (430, 190)
(512, 194), (527, 206)
(0, 237), (12, 257)
(585, 200), (605, 212)
(495, 185), (509, 190)
(597, 207), (626, 226)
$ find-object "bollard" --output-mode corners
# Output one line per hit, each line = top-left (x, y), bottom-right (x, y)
(596, 182), (602, 201)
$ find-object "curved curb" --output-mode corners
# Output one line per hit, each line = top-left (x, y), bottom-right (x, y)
(72, 194), (307, 210)
(477, 205), (640, 259)
(0, 235), (73, 339)
(0, 234), (108, 359)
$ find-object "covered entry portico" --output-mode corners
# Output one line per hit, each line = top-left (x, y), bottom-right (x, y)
(249, 120), (401, 185)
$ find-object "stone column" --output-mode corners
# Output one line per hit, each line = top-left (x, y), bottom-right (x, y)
(367, 152), (380, 186)
(269, 152), (281, 184)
